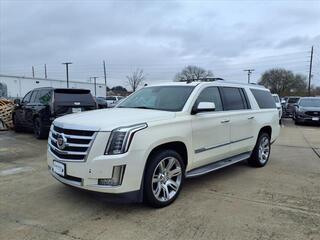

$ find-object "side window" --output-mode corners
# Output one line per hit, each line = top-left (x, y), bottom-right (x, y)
(22, 91), (33, 104)
(30, 90), (39, 103)
(195, 87), (223, 111)
(38, 89), (52, 105)
(221, 87), (246, 111)
(250, 89), (276, 109)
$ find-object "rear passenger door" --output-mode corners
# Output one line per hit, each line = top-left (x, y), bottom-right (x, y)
(220, 87), (255, 155)
(191, 87), (231, 168)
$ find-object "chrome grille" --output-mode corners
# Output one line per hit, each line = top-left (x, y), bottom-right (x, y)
(305, 111), (320, 117)
(49, 125), (96, 161)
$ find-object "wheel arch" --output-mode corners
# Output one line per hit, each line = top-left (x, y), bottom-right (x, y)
(146, 141), (188, 169)
(259, 125), (272, 138)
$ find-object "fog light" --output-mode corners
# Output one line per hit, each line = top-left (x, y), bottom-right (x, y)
(98, 165), (126, 186)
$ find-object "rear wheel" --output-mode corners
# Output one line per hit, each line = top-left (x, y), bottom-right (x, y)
(144, 150), (185, 208)
(248, 132), (271, 167)
(33, 117), (47, 139)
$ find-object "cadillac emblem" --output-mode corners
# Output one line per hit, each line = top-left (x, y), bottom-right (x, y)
(56, 133), (67, 150)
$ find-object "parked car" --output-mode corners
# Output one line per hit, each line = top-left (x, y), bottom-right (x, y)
(106, 96), (124, 107)
(283, 96), (300, 118)
(293, 97), (320, 125)
(95, 97), (108, 109)
(272, 94), (282, 119)
(48, 81), (280, 207)
(13, 87), (97, 139)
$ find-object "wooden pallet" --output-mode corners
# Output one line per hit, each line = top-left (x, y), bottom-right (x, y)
(0, 99), (14, 130)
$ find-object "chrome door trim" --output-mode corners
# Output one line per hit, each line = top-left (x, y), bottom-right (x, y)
(194, 136), (254, 154)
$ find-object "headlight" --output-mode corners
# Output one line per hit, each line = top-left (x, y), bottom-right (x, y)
(105, 123), (147, 155)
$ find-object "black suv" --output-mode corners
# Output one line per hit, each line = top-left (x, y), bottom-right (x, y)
(13, 87), (97, 139)
(293, 97), (320, 125)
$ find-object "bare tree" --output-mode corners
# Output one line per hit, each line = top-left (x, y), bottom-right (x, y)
(126, 68), (145, 92)
(174, 65), (213, 82)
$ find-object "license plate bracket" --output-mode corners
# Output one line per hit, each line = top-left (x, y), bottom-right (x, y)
(53, 161), (66, 177)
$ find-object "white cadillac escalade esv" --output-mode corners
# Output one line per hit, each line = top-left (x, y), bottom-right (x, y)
(47, 81), (280, 207)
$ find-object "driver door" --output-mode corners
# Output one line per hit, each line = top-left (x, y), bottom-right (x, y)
(191, 87), (231, 169)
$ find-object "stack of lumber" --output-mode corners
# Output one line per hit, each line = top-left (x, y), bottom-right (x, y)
(0, 98), (14, 130)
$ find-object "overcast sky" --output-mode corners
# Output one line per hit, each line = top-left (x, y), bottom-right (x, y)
(1, 0), (320, 88)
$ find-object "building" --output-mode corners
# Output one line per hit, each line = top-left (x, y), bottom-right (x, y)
(0, 74), (106, 98)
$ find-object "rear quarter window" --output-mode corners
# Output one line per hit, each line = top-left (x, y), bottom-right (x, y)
(250, 89), (276, 109)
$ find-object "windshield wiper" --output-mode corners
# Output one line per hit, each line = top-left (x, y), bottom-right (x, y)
(117, 106), (157, 110)
(131, 106), (156, 110)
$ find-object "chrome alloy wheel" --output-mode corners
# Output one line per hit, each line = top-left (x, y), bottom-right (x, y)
(152, 157), (182, 202)
(258, 136), (270, 164)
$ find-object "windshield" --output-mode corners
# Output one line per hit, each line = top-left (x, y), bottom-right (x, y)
(273, 95), (280, 103)
(299, 99), (320, 107)
(288, 97), (299, 103)
(117, 86), (195, 111)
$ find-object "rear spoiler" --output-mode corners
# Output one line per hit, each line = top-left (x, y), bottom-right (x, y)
(54, 89), (90, 94)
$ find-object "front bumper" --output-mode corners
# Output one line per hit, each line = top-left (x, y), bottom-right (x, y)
(47, 140), (147, 194)
(295, 114), (320, 123)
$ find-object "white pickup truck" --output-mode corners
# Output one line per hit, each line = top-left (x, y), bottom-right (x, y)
(47, 81), (280, 207)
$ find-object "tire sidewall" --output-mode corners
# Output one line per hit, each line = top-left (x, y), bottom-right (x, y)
(249, 132), (271, 167)
(144, 150), (185, 208)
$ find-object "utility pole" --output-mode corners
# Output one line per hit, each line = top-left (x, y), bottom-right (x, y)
(32, 66), (35, 78)
(62, 62), (72, 88)
(308, 46), (313, 96)
(243, 69), (254, 83)
(103, 60), (107, 96)
(90, 77), (98, 97)
(44, 64), (47, 79)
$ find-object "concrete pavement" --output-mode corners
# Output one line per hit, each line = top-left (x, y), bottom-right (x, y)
(0, 119), (319, 240)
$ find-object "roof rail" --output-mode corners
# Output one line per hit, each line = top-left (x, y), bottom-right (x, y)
(186, 77), (224, 84)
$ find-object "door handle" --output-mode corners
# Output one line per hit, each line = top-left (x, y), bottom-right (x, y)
(248, 116), (255, 120)
(221, 120), (230, 123)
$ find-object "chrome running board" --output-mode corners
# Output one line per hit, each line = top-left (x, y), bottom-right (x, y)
(186, 152), (251, 178)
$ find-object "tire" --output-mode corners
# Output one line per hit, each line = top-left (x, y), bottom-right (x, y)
(13, 115), (23, 133)
(33, 117), (48, 139)
(248, 132), (271, 168)
(144, 149), (185, 208)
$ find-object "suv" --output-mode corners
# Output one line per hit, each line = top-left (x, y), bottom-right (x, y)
(272, 94), (282, 119)
(106, 96), (124, 108)
(284, 96), (300, 117)
(13, 88), (97, 139)
(47, 81), (280, 207)
(293, 97), (320, 124)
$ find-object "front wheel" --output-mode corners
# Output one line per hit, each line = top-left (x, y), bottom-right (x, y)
(144, 150), (185, 208)
(248, 132), (271, 167)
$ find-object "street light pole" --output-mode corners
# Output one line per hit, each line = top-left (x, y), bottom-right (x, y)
(62, 62), (72, 88)
(90, 77), (98, 97)
(243, 69), (255, 84)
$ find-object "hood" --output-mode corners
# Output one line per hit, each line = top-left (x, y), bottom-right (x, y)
(299, 107), (320, 112)
(53, 108), (176, 131)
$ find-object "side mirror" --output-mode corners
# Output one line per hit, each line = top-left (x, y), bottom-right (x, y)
(194, 102), (216, 114)
(14, 99), (21, 105)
